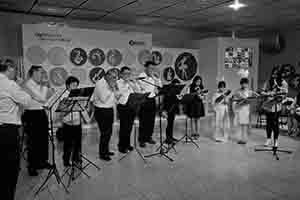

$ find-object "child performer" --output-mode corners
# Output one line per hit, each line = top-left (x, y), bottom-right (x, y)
(212, 81), (230, 142)
(161, 79), (181, 144)
(185, 75), (206, 139)
(60, 76), (90, 167)
(233, 78), (257, 145)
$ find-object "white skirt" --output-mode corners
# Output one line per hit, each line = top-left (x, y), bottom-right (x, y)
(236, 105), (250, 125)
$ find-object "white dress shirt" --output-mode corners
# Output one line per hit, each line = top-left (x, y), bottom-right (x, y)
(25, 79), (48, 110)
(93, 78), (115, 108)
(138, 72), (162, 98)
(117, 79), (134, 105)
(0, 73), (31, 125)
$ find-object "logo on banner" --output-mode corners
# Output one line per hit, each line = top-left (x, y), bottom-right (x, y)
(129, 40), (146, 46)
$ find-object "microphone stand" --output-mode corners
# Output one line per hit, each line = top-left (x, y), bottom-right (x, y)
(254, 92), (293, 160)
(140, 79), (174, 162)
(35, 88), (69, 196)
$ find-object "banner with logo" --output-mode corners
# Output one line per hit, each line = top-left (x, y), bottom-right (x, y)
(22, 23), (152, 87)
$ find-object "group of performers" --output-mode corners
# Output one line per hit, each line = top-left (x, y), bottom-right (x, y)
(1, 56), (300, 200)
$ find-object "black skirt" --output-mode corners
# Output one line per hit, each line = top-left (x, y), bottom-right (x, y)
(184, 96), (205, 119)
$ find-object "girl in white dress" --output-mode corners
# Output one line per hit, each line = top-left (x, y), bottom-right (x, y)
(233, 78), (256, 145)
(212, 81), (230, 142)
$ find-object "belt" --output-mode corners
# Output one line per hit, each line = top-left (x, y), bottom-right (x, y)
(0, 123), (20, 128)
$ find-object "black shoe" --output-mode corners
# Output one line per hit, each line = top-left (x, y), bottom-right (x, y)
(164, 139), (173, 145)
(107, 151), (115, 156)
(172, 137), (179, 142)
(127, 146), (134, 151)
(237, 140), (247, 145)
(118, 148), (129, 154)
(100, 155), (112, 161)
(139, 143), (146, 148)
(146, 139), (156, 144)
(28, 168), (39, 176)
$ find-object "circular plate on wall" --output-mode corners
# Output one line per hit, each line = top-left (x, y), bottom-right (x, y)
(70, 48), (88, 66)
(152, 51), (163, 66)
(107, 49), (122, 66)
(49, 67), (68, 87)
(48, 46), (68, 66)
(89, 67), (105, 84)
(26, 46), (47, 65)
(123, 50), (136, 66)
(138, 49), (152, 66)
(174, 52), (198, 81)
(163, 67), (175, 82)
(89, 48), (105, 66)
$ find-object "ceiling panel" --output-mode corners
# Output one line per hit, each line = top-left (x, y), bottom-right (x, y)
(38, 0), (85, 8)
(0, 0), (35, 12)
(69, 9), (107, 20)
(112, 0), (181, 15)
(31, 4), (72, 16)
(81, 0), (137, 12)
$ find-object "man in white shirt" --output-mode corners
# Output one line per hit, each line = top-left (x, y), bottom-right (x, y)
(138, 61), (162, 148)
(93, 70), (118, 161)
(0, 63), (31, 200)
(23, 65), (53, 176)
(116, 66), (141, 153)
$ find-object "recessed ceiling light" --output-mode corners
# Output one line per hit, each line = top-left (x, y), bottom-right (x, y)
(228, 0), (246, 11)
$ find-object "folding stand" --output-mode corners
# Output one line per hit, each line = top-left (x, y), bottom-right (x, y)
(35, 89), (69, 196)
(119, 120), (147, 163)
(59, 88), (100, 187)
(254, 94), (293, 160)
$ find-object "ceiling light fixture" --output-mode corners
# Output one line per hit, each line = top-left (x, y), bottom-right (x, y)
(228, 0), (246, 11)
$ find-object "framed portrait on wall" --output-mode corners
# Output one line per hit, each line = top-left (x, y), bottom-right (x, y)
(224, 47), (253, 69)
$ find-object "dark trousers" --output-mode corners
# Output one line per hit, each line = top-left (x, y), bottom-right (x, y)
(166, 111), (176, 140)
(94, 107), (114, 156)
(117, 104), (135, 150)
(138, 98), (156, 143)
(62, 124), (82, 163)
(266, 112), (280, 140)
(0, 124), (20, 200)
(24, 110), (49, 169)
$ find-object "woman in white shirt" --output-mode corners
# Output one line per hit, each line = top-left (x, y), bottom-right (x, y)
(93, 70), (119, 161)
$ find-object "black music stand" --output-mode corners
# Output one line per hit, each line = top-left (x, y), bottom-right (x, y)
(254, 94), (293, 160)
(119, 93), (150, 163)
(172, 93), (200, 149)
(58, 87), (100, 187)
(35, 88), (69, 196)
(141, 81), (174, 162)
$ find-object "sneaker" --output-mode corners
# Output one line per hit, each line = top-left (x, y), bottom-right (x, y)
(100, 155), (112, 161)
(146, 139), (156, 144)
(127, 146), (134, 151)
(237, 140), (247, 145)
(214, 138), (223, 143)
(264, 139), (272, 147)
(63, 160), (71, 167)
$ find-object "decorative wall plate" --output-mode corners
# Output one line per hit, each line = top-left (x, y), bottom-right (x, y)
(89, 67), (105, 84)
(152, 51), (163, 66)
(89, 48), (105, 66)
(138, 49), (152, 66)
(123, 50), (136, 66)
(26, 46), (47, 64)
(107, 49), (122, 66)
(48, 46), (67, 66)
(70, 48), (87, 66)
(163, 67), (175, 82)
(49, 67), (68, 87)
(174, 52), (198, 81)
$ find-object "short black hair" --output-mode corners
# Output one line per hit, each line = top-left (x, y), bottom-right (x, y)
(28, 65), (42, 78)
(65, 76), (79, 87)
(144, 61), (156, 68)
(0, 63), (8, 73)
(240, 78), (249, 85)
(120, 66), (131, 73)
(218, 81), (226, 88)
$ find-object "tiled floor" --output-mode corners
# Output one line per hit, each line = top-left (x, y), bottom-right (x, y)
(16, 115), (300, 200)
